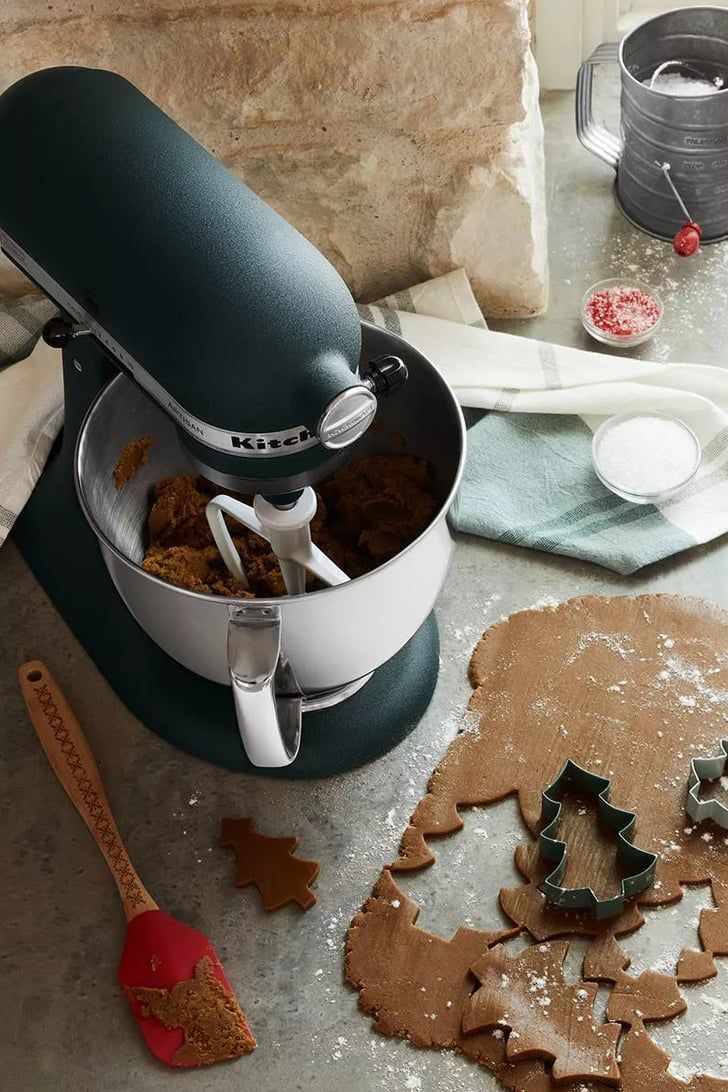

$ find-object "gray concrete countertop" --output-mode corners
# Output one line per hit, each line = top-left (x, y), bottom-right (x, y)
(3, 82), (728, 1091)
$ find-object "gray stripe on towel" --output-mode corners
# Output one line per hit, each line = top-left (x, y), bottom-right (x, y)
(491, 388), (518, 412)
(538, 342), (560, 389)
(0, 505), (17, 529)
(499, 493), (627, 547)
(700, 426), (728, 465)
(393, 290), (416, 313)
(382, 308), (402, 336)
(529, 501), (659, 552)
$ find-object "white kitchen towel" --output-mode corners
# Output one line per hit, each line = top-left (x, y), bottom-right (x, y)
(0, 296), (60, 545)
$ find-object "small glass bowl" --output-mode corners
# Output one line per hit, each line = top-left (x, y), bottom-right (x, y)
(582, 277), (663, 348)
(592, 412), (701, 504)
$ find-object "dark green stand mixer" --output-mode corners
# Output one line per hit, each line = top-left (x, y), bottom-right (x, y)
(0, 67), (465, 776)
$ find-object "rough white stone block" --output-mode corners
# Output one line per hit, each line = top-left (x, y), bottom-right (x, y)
(0, 0), (548, 316)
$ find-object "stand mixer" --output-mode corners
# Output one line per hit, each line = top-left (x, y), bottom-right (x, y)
(0, 66), (465, 774)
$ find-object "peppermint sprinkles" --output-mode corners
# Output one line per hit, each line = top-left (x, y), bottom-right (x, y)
(584, 283), (661, 338)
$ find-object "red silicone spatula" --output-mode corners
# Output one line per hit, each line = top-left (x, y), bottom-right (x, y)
(18, 660), (255, 1068)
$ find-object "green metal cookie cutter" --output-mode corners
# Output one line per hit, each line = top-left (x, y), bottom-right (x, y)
(686, 739), (728, 827)
(538, 759), (658, 920)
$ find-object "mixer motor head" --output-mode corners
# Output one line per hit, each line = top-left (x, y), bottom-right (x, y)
(0, 66), (408, 499)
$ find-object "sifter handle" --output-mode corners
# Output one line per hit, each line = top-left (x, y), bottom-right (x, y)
(576, 42), (623, 171)
(18, 660), (158, 921)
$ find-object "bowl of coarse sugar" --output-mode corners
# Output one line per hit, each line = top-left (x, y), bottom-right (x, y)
(592, 412), (701, 504)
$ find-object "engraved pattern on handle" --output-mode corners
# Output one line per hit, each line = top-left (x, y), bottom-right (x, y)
(19, 661), (157, 920)
(32, 683), (147, 910)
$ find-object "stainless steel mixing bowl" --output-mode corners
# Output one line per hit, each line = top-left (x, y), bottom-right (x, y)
(75, 323), (465, 765)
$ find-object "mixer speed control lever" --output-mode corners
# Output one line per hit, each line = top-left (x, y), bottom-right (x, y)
(362, 354), (408, 397)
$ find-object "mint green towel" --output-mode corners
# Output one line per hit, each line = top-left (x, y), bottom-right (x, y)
(449, 412), (694, 575)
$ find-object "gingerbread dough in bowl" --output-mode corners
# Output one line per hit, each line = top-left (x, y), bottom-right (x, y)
(347, 595), (728, 1092)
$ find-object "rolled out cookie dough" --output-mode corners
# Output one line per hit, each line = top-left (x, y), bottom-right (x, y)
(347, 595), (728, 1091)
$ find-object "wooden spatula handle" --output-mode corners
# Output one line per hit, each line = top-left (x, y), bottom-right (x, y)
(18, 660), (158, 921)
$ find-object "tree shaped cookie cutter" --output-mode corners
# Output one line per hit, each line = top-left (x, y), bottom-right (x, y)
(539, 760), (658, 920)
(686, 739), (728, 827)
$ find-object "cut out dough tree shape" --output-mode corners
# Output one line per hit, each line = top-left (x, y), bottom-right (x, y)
(219, 817), (320, 910)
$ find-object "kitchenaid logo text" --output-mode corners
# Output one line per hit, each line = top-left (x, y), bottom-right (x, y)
(230, 428), (316, 452)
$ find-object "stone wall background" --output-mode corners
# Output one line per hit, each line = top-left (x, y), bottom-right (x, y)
(0, 1), (548, 317)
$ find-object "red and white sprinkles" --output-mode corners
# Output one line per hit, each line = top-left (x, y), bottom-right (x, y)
(584, 284), (661, 339)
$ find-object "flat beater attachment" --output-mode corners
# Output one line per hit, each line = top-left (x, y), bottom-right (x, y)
(206, 487), (349, 596)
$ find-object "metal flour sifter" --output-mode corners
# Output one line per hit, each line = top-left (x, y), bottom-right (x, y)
(577, 6), (728, 244)
(0, 67), (465, 774)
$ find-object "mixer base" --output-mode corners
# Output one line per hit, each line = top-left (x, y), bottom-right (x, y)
(12, 337), (439, 778)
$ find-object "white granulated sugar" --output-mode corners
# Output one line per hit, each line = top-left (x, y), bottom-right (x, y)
(391, 899), (401, 909)
(679, 695), (697, 708)
(595, 415), (699, 496)
(643, 71), (724, 95)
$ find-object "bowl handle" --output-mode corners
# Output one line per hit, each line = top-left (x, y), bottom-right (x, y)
(576, 42), (622, 171)
(227, 603), (302, 767)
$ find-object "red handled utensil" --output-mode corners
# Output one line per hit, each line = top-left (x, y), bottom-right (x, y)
(656, 161), (703, 256)
(18, 660), (255, 1068)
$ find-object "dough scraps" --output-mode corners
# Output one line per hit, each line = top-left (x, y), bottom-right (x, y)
(219, 817), (320, 910)
(141, 455), (437, 597)
(127, 955), (255, 1067)
(347, 595), (728, 1091)
(114, 435), (154, 489)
